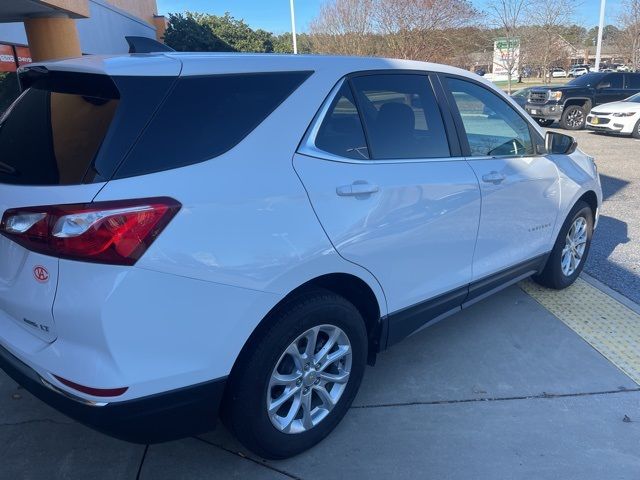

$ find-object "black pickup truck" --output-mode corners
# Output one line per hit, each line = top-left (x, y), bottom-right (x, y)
(525, 72), (640, 130)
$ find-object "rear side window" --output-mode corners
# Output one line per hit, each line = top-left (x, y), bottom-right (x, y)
(601, 74), (623, 89)
(0, 86), (118, 185)
(626, 74), (640, 89)
(315, 82), (369, 160)
(350, 74), (450, 159)
(115, 71), (312, 179)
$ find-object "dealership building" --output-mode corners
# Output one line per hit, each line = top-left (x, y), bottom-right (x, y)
(0, 1), (166, 109)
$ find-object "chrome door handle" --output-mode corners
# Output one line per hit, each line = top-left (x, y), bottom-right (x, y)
(481, 172), (506, 184)
(336, 183), (379, 196)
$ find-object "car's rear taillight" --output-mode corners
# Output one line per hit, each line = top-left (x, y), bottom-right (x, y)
(0, 198), (181, 265)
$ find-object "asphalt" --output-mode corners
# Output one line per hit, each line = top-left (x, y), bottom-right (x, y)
(550, 128), (640, 305)
(2, 284), (639, 479)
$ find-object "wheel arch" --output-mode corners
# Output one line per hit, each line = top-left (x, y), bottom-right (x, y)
(230, 273), (386, 382)
(578, 190), (598, 216)
(564, 97), (592, 111)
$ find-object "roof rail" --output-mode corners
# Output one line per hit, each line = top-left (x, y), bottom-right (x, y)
(125, 36), (175, 54)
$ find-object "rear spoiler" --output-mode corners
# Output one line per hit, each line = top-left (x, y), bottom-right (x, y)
(18, 66), (120, 98)
(126, 36), (175, 54)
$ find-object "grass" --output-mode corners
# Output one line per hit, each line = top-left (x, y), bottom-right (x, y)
(493, 78), (570, 92)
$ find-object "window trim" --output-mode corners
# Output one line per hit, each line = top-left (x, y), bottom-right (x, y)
(439, 73), (547, 158)
(298, 69), (462, 164)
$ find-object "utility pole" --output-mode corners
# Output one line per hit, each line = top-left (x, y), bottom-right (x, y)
(594, 0), (606, 71)
(290, 0), (298, 54)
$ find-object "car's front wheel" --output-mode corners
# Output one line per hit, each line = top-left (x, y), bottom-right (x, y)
(560, 105), (587, 130)
(632, 118), (640, 139)
(533, 200), (594, 289)
(222, 289), (367, 459)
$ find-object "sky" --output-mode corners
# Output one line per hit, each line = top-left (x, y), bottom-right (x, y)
(156, 0), (625, 34)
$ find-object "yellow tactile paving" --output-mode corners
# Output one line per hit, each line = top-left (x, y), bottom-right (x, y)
(520, 278), (640, 386)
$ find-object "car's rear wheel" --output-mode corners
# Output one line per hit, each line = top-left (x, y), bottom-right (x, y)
(533, 200), (593, 289)
(560, 105), (586, 130)
(222, 289), (367, 459)
(632, 118), (640, 139)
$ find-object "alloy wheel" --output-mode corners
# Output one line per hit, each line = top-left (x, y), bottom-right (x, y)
(566, 108), (584, 128)
(267, 325), (352, 434)
(561, 216), (588, 276)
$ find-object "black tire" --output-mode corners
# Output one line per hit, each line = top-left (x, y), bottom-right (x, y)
(533, 200), (594, 289)
(536, 119), (554, 127)
(560, 105), (586, 130)
(632, 118), (640, 139)
(222, 289), (368, 459)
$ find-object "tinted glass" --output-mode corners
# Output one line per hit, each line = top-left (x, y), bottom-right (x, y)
(447, 78), (533, 157)
(568, 73), (605, 87)
(315, 83), (369, 160)
(601, 74), (623, 89)
(0, 86), (119, 185)
(626, 74), (640, 89)
(116, 71), (312, 179)
(350, 74), (450, 159)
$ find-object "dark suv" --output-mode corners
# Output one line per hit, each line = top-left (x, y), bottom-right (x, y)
(525, 72), (640, 129)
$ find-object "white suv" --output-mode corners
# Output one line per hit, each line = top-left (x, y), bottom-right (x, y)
(0, 53), (602, 459)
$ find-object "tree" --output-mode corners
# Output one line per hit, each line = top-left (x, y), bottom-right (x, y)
(164, 13), (234, 52)
(309, 0), (378, 56)
(485, 0), (528, 94)
(524, 0), (576, 84)
(616, 0), (640, 70)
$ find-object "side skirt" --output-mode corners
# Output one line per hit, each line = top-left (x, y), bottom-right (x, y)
(382, 253), (549, 349)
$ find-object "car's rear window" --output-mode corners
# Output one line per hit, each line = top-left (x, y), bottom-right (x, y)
(113, 71), (312, 179)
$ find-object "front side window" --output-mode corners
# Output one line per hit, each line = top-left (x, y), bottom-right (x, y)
(446, 78), (534, 157)
(600, 74), (623, 89)
(350, 74), (450, 159)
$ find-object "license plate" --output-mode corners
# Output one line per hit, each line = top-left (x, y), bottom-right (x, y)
(530, 109), (538, 115)
(592, 117), (599, 124)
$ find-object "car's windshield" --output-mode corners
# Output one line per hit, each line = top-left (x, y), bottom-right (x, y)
(511, 88), (529, 98)
(567, 73), (606, 87)
(624, 92), (640, 103)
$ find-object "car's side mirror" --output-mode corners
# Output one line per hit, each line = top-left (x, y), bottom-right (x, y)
(545, 131), (577, 155)
(597, 82), (611, 89)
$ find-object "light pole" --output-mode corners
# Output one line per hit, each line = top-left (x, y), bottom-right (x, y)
(290, 0), (298, 54)
(594, 0), (606, 71)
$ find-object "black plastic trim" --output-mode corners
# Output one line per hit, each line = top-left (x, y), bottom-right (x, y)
(383, 253), (548, 349)
(0, 343), (226, 444)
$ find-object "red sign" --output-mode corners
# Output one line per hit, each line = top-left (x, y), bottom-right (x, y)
(33, 265), (49, 283)
(0, 44), (17, 73)
(15, 46), (32, 66)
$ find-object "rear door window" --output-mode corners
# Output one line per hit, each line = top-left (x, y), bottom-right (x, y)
(115, 71), (312, 179)
(314, 82), (369, 160)
(625, 74), (640, 89)
(350, 74), (450, 159)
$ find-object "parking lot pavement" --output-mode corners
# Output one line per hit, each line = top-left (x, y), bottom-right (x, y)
(554, 128), (640, 305)
(3, 283), (640, 480)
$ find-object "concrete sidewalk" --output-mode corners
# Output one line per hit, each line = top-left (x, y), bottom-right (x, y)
(2, 284), (639, 479)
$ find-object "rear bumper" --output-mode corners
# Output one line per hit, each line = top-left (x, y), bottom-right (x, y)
(0, 343), (226, 444)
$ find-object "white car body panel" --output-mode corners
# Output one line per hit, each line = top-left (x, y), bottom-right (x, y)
(0, 53), (602, 413)
(587, 99), (640, 134)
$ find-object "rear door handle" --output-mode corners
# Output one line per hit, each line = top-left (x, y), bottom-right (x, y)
(481, 172), (506, 184)
(336, 183), (379, 196)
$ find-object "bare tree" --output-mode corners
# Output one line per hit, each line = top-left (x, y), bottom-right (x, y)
(485, 0), (528, 94)
(309, 0), (377, 56)
(616, 0), (640, 71)
(374, 0), (479, 62)
(526, 0), (577, 84)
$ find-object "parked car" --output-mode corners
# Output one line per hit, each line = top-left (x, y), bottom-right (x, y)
(525, 71), (640, 129)
(569, 67), (589, 77)
(511, 87), (553, 126)
(586, 92), (640, 138)
(474, 68), (486, 76)
(547, 68), (568, 78)
(0, 53), (602, 459)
